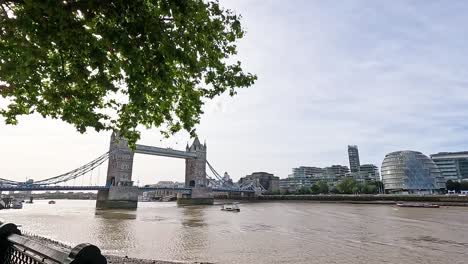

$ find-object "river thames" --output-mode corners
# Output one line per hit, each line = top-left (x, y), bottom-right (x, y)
(0, 200), (467, 264)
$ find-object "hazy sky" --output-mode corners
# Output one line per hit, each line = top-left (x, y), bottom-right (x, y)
(2, 0), (468, 185)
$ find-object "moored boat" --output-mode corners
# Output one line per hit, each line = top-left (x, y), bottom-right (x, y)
(396, 202), (439, 208)
(221, 203), (240, 212)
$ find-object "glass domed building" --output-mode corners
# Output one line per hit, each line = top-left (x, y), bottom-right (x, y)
(381, 151), (446, 194)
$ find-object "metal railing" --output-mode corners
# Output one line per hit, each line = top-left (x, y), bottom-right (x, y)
(0, 223), (106, 264)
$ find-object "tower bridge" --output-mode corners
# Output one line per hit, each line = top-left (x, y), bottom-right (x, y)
(0, 132), (264, 208)
(98, 132), (212, 208)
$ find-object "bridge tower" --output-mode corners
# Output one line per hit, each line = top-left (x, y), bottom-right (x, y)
(178, 138), (214, 205)
(185, 138), (208, 188)
(105, 131), (135, 187)
(96, 132), (139, 209)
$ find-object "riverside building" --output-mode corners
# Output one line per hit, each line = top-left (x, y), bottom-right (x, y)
(280, 165), (350, 193)
(239, 172), (280, 193)
(291, 166), (325, 178)
(356, 164), (380, 182)
(430, 151), (468, 182)
(381, 151), (446, 194)
(325, 165), (349, 178)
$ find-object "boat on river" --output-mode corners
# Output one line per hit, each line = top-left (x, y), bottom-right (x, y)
(221, 203), (240, 212)
(48, 200), (56, 204)
(396, 202), (439, 208)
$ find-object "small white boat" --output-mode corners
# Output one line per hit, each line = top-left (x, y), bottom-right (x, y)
(221, 203), (240, 212)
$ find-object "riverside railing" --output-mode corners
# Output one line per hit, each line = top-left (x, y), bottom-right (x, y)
(0, 223), (106, 264)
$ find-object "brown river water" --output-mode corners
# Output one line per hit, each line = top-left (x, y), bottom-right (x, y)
(0, 200), (467, 264)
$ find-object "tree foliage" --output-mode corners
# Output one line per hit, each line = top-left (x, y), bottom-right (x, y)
(0, 0), (256, 145)
(336, 177), (357, 194)
(446, 180), (458, 191)
(336, 178), (379, 194)
(297, 186), (311, 195)
(310, 183), (320, 194)
(447, 180), (468, 192)
(311, 180), (329, 194)
(462, 181), (468, 190)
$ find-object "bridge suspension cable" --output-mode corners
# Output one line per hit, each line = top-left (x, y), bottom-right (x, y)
(33, 151), (110, 185)
(0, 151), (111, 186)
(0, 178), (21, 185)
(206, 160), (225, 183)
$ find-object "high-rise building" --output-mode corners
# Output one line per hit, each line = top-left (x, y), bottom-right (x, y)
(430, 151), (468, 182)
(348, 145), (360, 173)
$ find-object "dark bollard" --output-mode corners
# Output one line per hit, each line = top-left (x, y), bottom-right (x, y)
(0, 222), (106, 264)
(69, 244), (107, 264)
(0, 222), (21, 237)
(0, 223), (21, 264)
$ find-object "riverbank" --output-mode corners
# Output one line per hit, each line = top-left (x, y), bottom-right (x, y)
(22, 233), (210, 264)
(232, 194), (468, 206)
(106, 255), (211, 264)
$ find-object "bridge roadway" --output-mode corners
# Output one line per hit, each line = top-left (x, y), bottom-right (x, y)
(0, 185), (254, 193)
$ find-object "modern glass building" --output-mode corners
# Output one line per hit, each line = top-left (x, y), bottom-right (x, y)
(381, 151), (446, 194)
(430, 151), (468, 182)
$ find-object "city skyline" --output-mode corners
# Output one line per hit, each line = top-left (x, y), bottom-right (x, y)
(2, 0), (468, 184)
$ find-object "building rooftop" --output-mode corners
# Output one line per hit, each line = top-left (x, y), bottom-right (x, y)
(430, 151), (468, 159)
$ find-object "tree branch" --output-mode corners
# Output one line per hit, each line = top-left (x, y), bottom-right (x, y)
(59, 49), (65, 75)
(0, 84), (15, 93)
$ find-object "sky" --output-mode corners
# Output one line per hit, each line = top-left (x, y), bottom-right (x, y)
(2, 0), (468, 185)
